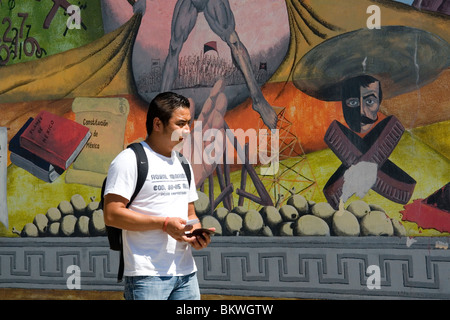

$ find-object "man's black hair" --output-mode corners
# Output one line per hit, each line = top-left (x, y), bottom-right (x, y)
(341, 75), (382, 132)
(146, 92), (190, 135)
(342, 75), (383, 103)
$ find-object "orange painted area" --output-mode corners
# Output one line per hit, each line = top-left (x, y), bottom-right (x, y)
(224, 81), (346, 155)
(65, 94), (148, 146)
(119, 94), (149, 145)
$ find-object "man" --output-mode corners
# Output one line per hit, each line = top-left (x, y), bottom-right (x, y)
(291, 26), (448, 209)
(340, 75), (383, 134)
(103, 92), (213, 300)
(322, 75), (416, 209)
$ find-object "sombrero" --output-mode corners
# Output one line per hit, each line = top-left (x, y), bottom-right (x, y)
(293, 26), (450, 101)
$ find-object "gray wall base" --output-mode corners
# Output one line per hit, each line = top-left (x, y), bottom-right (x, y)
(0, 237), (449, 299)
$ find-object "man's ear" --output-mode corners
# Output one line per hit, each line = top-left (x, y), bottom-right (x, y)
(153, 117), (163, 132)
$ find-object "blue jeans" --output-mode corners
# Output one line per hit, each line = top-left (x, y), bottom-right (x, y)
(123, 272), (200, 300)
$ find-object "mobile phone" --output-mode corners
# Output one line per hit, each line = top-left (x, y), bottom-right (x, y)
(186, 228), (215, 238)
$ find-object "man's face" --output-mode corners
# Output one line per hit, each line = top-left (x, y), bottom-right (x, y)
(344, 81), (381, 133)
(163, 107), (191, 149)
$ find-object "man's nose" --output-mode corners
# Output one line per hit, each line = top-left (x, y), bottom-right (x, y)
(182, 123), (191, 134)
(360, 101), (370, 117)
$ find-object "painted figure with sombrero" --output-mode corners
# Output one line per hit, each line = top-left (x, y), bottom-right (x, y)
(293, 25), (450, 209)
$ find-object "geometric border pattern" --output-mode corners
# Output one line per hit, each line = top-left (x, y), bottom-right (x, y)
(0, 236), (449, 299)
(0, 237), (120, 291)
(194, 237), (450, 299)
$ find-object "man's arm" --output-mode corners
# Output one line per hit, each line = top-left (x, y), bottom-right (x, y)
(187, 202), (201, 230)
(183, 202), (214, 249)
(103, 193), (189, 241)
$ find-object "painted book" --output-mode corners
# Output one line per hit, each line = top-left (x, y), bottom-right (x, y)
(9, 118), (63, 182)
(19, 110), (91, 170)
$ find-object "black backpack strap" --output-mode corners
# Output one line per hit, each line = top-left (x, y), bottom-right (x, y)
(176, 152), (191, 188)
(127, 143), (149, 206)
(118, 247), (125, 283)
(117, 142), (148, 282)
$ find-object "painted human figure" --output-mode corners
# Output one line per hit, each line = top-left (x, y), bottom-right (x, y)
(340, 75), (382, 134)
(127, 0), (146, 14)
(126, 0), (237, 185)
(323, 75), (416, 209)
(292, 25), (448, 209)
(159, 0), (278, 129)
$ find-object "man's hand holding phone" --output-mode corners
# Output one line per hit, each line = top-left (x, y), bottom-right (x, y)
(183, 221), (215, 250)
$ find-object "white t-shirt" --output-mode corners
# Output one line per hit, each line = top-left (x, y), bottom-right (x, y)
(104, 141), (199, 277)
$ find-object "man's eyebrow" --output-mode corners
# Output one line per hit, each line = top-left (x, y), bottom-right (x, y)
(363, 93), (378, 99)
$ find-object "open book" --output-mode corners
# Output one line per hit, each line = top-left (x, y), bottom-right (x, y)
(65, 97), (130, 187)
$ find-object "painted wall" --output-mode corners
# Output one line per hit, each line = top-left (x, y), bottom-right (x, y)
(0, 0), (449, 298)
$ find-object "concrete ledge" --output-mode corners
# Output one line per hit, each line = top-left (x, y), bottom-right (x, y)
(0, 236), (449, 299)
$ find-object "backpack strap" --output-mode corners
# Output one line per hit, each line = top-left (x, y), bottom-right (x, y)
(117, 142), (148, 282)
(127, 143), (148, 205)
(101, 143), (148, 211)
(176, 152), (191, 188)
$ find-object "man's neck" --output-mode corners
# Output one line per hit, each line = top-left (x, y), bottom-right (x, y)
(145, 135), (172, 157)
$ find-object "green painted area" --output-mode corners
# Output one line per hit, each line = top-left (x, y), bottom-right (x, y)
(0, 0), (104, 65)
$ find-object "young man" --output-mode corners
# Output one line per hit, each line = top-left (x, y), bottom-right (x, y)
(103, 92), (213, 300)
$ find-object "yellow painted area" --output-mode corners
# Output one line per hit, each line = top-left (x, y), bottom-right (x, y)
(410, 120), (450, 161)
(198, 121), (450, 237)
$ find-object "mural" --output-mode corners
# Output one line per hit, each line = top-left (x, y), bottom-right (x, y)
(0, 0), (449, 299)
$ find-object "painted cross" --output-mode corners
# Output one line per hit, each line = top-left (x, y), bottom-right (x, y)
(323, 116), (416, 209)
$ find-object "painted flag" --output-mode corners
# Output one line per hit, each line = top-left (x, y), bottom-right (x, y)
(204, 41), (218, 54)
